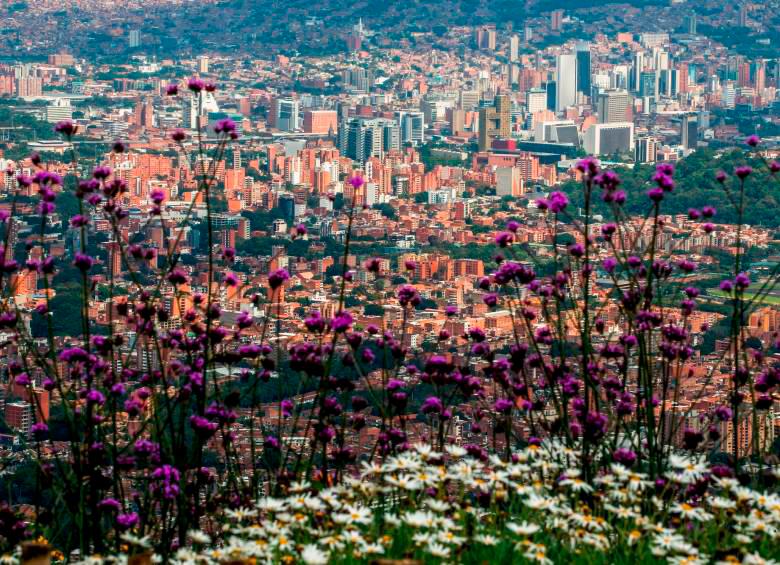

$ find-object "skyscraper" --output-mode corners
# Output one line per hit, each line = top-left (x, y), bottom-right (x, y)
(634, 136), (658, 163)
(584, 122), (634, 156)
(551, 10), (564, 31)
(339, 117), (398, 162)
(128, 29), (141, 48)
(395, 111), (425, 145)
(576, 42), (591, 97)
(680, 114), (698, 150)
(684, 13), (697, 34)
(556, 53), (577, 111)
(597, 89), (631, 123)
(478, 94), (511, 152)
(273, 98), (300, 131)
(526, 88), (547, 114)
(509, 35), (519, 62)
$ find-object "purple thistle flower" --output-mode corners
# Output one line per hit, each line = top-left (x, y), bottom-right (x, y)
(350, 175), (364, 188)
(647, 187), (664, 202)
(770, 161), (780, 174)
(494, 231), (514, 247)
(483, 292), (498, 307)
(745, 134), (760, 147)
(54, 120), (77, 137)
(421, 396), (443, 415)
(268, 268), (290, 290)
(397, 284), (421, 307)
(715, 170), (727, 183)
(548, 191), (569, 213)
(171, 129), (186, 142)
(116, 512), (139, 530)
(73, 253), (93, 271)
(701, 206), (716, 218)
(494, 398), (513, 414)
(734, 165), (752, 179)
(165, 84), (179, 96)
(187, 77), (205, 93)
(330, 311), (353, 333)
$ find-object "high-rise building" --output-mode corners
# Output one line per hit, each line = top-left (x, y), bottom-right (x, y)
(342, 68), (374, 92)
(338, 117), (398, 162)
(46, 98), (73, 123)
(634, 136), (658, 163)
(474, 26), (497, 50)
(639, 71), (658, 98)
(303, 110), (338, 134)
(395, 111), (425, 145)
(478, 94), (510, 151)
(15, 76), (42, 98)
(631, 52), (645, 92)
(551, 10), (564, 31)
(273, 97), (300, 131)
(576, 42), (591, 97)
(556, 53), (577, 111)
(509, 35), (519, 62)
(684, 13), (697, 34)
(535, 120), (579, 145)
(597, 89), (631, 123)
(680, 114), (698, 150)
(584, 122), (634, 156)
(544, 81), (557, 111)
(182, 91), (219, 129)
(459, 90), (480, 111)
(738, 4), (749, 27)
(524, 26), (534, 42)
(496, 167), (524, 197)
(128, 29), (141, 48)
(198, 56), (210, 74)
(526, 88), (547, 114)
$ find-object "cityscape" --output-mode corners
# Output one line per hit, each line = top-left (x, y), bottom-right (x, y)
(0, 0), (779, 563)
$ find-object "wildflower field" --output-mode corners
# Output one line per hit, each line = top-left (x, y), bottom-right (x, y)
(0, 81), (779, 564)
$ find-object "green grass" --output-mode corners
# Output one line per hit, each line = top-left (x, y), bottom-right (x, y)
(707, 289), (780, 305)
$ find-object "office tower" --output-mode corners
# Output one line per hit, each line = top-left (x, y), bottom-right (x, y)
(449, 108), (465, 135)
(545, 81), (557, 111)
(509, 35), (519, 62)
(182, 91), (219, 129)
(339, 117), (397, 162)
(273, 98), (300, 131)
(722, 81), (736, 107)
(474, 27), (497, 50)
(597, 89), (630, 123)
(15, 76), (42, 97)
(631, 52), (645, 92)
(584, 122), (634, 156)
(556, 53), (577, 111)
(639, 71), (657, 98)
(395, 111), (425, 145)
(551, 10), (564, 31)
(535, 120), (579, 145)
(496, 167), (524, 197)
(198, 56), (209, 74)
(526, 88), (547, 114)
(524, 26), (534, 42)
(755, 60), (766, 94)
(685, 13), (697, 34)
(634, 136), (658, 163)
(342, 68), (374, 92)
(382, 121), (401, 152)
(658, 69), (678, 97)
(477, 94), (510, 151)
(459, 90), (480, 111)
(738, 4), (748, 27)
(128, 29), (141, 48)
(46, 98), (73, 123)
(576, 42), (591, 97)
(680, 114), (698, 150)
(303, 110), (338, 134)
